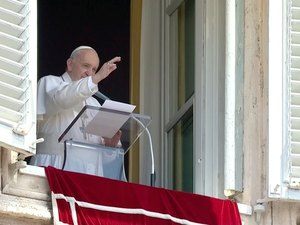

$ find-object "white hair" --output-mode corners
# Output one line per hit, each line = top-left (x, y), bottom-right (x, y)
(70, 46), (95, 58)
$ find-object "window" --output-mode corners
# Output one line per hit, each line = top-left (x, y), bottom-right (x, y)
(269, 0), (300, 200)
(165, 0), (195, 193)
(163, 0), (226, 197)
(0, 0), (37, 156)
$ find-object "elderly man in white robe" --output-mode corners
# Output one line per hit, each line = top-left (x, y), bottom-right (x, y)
(30, 46), (124, 178)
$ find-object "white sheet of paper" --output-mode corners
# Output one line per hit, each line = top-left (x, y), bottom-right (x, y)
(102, 100), (136, 113)
(84, 100), (136, 139)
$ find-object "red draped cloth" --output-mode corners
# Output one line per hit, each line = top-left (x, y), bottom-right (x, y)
(45, 166), (242, 225)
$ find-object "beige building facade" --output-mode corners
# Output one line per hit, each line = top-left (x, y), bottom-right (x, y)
(1, 0), (300, 224)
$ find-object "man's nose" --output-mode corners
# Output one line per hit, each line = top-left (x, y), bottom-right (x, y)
(88, 68), (95, 75)
(85, 70), (91, 76)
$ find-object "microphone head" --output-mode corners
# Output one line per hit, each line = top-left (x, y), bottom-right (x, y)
(94, 91), (110, 101)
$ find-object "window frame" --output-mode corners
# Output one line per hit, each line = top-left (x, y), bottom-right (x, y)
(164, 0), (195, 192)
(268, 0), (300, 201)
(163, 0), (226, 197)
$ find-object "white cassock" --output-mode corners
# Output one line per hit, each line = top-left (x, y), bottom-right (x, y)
(30, 72), (126, 180)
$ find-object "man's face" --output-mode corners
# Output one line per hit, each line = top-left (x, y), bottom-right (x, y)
(67, 49), (100, 81)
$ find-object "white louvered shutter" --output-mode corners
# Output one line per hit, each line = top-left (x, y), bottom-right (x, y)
(288, 0), (300, 190)
(0, 0), (37, 156)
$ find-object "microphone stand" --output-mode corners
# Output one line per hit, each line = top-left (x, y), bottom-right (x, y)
(131, 115), (155, 187)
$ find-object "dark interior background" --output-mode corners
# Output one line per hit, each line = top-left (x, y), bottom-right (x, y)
(37, 0), (130, 103)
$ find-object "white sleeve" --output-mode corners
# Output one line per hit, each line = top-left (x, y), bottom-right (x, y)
(38, 76), (98, 116)
(87, 76), (98, 91)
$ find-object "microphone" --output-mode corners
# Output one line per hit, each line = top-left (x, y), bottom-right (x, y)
(94, 91), (110, 101)
(95, 91), (156, 186)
